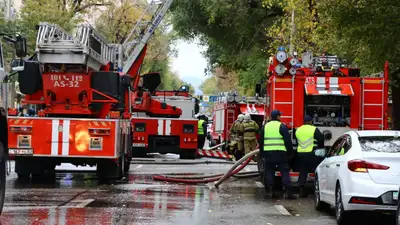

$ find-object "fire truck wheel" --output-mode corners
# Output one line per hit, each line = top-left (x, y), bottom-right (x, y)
(132, 147), (147, 158)
(0, 144), (5, 214)
(97, 159), (122, 180)
(179, 150), (196, 159)
(124, 154), (130, 173)
(15, 158), (31, 180)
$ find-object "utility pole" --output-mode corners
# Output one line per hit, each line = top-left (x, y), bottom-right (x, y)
(289, 4), (295, 56)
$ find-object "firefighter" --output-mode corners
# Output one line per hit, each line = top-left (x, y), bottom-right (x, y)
(240, 113), (259, 156)
(197, 114), (207, 150)
(294, 115), (324, 197)
(229, 114), (244, 159)
(260, 110), (295, 199)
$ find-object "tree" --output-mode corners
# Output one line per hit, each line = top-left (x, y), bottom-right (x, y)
(312, 0), (400, 128)
(169, 0), (284, 92)
(19, 0), (111, 49)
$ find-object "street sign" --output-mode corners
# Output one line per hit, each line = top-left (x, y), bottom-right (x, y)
(209, 96), (218, 102)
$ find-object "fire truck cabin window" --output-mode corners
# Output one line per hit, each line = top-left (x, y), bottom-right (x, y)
(304, 95), (350, 127)
(135, 123), (146, 132)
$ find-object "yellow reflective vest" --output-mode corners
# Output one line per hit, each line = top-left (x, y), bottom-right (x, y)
(263, 121), (286, 151)
(295, 124), (317, 153)
(198, 120), (205, 135)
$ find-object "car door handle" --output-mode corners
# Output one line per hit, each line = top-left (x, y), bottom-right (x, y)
(325, 165), (330, 168)
(336, 164), (340, 167)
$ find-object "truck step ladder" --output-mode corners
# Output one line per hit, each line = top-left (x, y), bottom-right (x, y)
(272, 77), (295, 137)
(35, 22), (117, 71)
(361, 74), (385, 130)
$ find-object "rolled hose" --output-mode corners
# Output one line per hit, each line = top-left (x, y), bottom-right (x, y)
(152, 149), (259, 184)
(214, 149), (259, 188)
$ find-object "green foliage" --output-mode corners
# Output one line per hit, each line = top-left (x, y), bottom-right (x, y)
(170, 0), (283, 92)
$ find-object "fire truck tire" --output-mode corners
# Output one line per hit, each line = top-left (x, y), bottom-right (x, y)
(179, 150), (196, 159)
(124, 154), (130, 173)
(97, 159), (123, 180)
(132, 147), (147, 158)
(15, 158), (31, 180)
(0, 144), (5, 215)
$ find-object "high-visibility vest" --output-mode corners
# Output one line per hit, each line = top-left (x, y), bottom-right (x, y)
(198, 120), (205, 135)
(263, 121), (286, 151)
(295, 124), (317, 153)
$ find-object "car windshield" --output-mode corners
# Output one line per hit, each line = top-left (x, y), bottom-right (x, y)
(359, 136), (400, 153)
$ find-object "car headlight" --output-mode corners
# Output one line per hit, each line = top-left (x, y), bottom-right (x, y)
(276, 51), (287, 63)
(227, 95), (234, 102)
(275, 64), (287, 75)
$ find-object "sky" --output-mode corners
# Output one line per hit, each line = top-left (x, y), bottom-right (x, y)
(170, 39), (208, 95)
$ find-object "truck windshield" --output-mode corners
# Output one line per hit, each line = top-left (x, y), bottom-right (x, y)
(359, 136), (400, 153)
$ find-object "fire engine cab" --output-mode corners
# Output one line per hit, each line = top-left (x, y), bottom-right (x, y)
(131, 81), (199, 159)
(264, 47), (389, 146)
(210, 92), (266, 148)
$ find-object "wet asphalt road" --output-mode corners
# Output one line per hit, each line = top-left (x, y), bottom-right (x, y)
(0, 154), (396, 225)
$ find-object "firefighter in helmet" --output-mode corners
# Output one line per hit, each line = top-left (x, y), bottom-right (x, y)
(239, 113), (259, 156)
(229, 114), (245, 159)
(294, 115), (324, 197)
(260, 110), (295, 199)
(197, 114), (207, 150)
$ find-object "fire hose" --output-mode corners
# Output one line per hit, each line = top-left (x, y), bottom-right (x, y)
(152, 149), (260, 186)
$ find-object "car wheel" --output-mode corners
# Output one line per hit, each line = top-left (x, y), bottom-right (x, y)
(396, 198), (400, 225)
(335, 183), (351, 225)
(314, 174), (329, 211)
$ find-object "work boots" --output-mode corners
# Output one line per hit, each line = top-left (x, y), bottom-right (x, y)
(284, 187), (296, 200)
(299, 186), (308, 198)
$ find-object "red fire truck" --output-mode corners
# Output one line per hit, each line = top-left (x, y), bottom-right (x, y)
(258, 47), (389, 181)
(264, 48), (389, 145)
(6, 0), (191, 179)
(210, 93), (266, 149)
(131, 84), (198, 159)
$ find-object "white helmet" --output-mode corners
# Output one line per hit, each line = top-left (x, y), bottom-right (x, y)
(237, 114), (244, 121)
(244, 113), (251, 121)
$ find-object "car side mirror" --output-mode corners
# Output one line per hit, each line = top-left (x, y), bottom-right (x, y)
(314, 148), (326, 158)
(15, 36), (27, 58)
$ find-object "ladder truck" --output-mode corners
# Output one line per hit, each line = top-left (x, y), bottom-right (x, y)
(7, 0), (192, 179)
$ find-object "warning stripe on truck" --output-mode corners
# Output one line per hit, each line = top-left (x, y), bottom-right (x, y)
(197, 149), (232, 159)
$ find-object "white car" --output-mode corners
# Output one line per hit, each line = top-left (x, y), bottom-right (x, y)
(314, 130), (400, 225)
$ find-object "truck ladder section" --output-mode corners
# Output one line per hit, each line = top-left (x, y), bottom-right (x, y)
(119, 0), (173, 73)
(36, 22), (116, 70)
(272, 77), (295, 136)
(361, 73), (385, 130)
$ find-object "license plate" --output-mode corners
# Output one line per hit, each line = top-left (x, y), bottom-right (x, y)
(393, 192), (398, 201)
(132, 143), (145, 147)
(9, 149), (33, 155)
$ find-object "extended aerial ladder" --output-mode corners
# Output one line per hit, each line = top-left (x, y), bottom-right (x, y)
(7, 0), (186, 179)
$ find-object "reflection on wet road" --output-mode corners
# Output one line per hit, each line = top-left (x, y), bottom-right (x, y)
(0, 158), (397, 225)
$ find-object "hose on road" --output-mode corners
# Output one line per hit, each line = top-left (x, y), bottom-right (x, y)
(152, 149), (259, 184)
(214, 149), (259, 188)
(131, 160), (257, 165)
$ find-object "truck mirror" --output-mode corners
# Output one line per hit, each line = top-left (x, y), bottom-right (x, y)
(15, 36), (27, 58)
(255, 82), (262, 95)
(11, 59), (24, 72)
